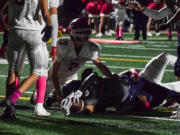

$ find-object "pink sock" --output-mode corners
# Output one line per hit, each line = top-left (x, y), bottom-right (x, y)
(15, 78), (19, 89)
(36, 76), (46, 103)
(119, 28), (123, 37)
(9, 90), (22, 104)
(116, 29), (119, 38)
(168, 31), (171, 36)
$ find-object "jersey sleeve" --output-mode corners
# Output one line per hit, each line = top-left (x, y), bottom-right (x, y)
(49, 0), (60, 8)
(88, 42), (101, 60)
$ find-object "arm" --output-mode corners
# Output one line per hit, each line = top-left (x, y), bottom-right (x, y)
(143, 7), (172, 20)
(165, 8), (180, 27)
(128, 1), (172, 20)
(0, 0), (8, 31)
(93, 58), (113, 78)
(39, 0), (52, 26)
(49, 7), (58, 61)
(51, 61), (63, 104)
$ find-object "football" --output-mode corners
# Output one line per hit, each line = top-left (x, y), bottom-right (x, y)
(70, 99), (84, 113)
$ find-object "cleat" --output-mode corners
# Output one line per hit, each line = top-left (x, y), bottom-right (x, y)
(0, 98), (16, 120)
(35, 103), (50, 117)
(147, 32), (152, 36)
(96, 32), (103, 37)
(155, 32), (161, 36)
(45, 91), (57, 107)
(168, 35), (172, 41)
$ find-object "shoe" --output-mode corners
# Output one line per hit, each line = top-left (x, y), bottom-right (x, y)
(168, 35), (172, 41)
(155, 32), (160, 36)
(30, 90), (37, 105)
(96, 32), (103, 37)
(134, 38), (139, 40)
(118, 37), (124, 40)
(0, 98), (16, 120)
(105, 31), (112, 36)
(35, 103), (50, 116)
(147, 32), (152, 36)
(109, 29), (116, 34)
(45, 91), (57, 107)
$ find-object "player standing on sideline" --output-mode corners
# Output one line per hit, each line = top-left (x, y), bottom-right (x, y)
(112, 0), (126, 40)
(0, 0), (52, 120)
(31, 17), (117, 106)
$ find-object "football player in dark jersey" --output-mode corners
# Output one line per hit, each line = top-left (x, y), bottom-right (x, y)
(60, 52), (180, 116)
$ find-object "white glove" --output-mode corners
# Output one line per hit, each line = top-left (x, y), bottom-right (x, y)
(73, 90), (83, 103)
(60, 93), (74, 116)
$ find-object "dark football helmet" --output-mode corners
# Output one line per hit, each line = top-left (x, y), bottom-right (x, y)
(69, 18), (91, 44)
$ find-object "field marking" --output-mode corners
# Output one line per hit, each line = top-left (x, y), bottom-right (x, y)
(101, 54), (153, 59)
(104, 46), (176, 51)
(0, 95), (30, 100)
(127, 115), (180, 122)
(100, 57), (149, 62)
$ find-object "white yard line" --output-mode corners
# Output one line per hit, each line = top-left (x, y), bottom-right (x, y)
(104, 46), (176, 51)
(128, 115), (180, 122)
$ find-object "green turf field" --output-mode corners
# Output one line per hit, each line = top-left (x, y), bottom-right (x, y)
(0, 32), (180, 135)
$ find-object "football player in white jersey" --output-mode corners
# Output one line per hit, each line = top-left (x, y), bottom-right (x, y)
(32, 17), (116, 106)
(0, 0), (52, 120)
(11, 0), (63, 116)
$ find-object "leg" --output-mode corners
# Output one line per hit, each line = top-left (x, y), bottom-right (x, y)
(140, 52), (177, 83)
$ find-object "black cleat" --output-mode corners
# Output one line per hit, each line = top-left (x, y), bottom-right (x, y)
(0, 99), (16, 120)
(45, 91), (57, 107)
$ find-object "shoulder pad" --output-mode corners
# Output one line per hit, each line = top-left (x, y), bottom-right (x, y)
(89, 41), (101, 50)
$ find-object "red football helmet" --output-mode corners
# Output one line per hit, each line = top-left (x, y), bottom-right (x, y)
(69, 18), (91, 44)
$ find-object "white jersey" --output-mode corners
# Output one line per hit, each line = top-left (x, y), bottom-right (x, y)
(54, 37), (101, 83)
(8, 0), (43, 30)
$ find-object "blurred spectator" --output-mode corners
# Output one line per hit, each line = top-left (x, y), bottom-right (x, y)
(146, 0), (164, 36)
(85, 0), (101, 34)
(96, 0), (114, 37)
(132, 0), (149, 40)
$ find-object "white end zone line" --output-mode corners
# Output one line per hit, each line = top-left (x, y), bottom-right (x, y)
(127, 115), (180, 122)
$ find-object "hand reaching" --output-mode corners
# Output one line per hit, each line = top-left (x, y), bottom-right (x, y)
(50, 46), (57, 62)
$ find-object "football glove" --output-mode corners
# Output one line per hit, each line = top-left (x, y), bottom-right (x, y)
(50, 46), (57, 62)
(41, 25), (52, 42)
(60, 93), (74, 116)
(72, 90), (83, 103)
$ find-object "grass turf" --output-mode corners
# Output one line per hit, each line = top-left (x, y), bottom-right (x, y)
(0, 32), (180, 135)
